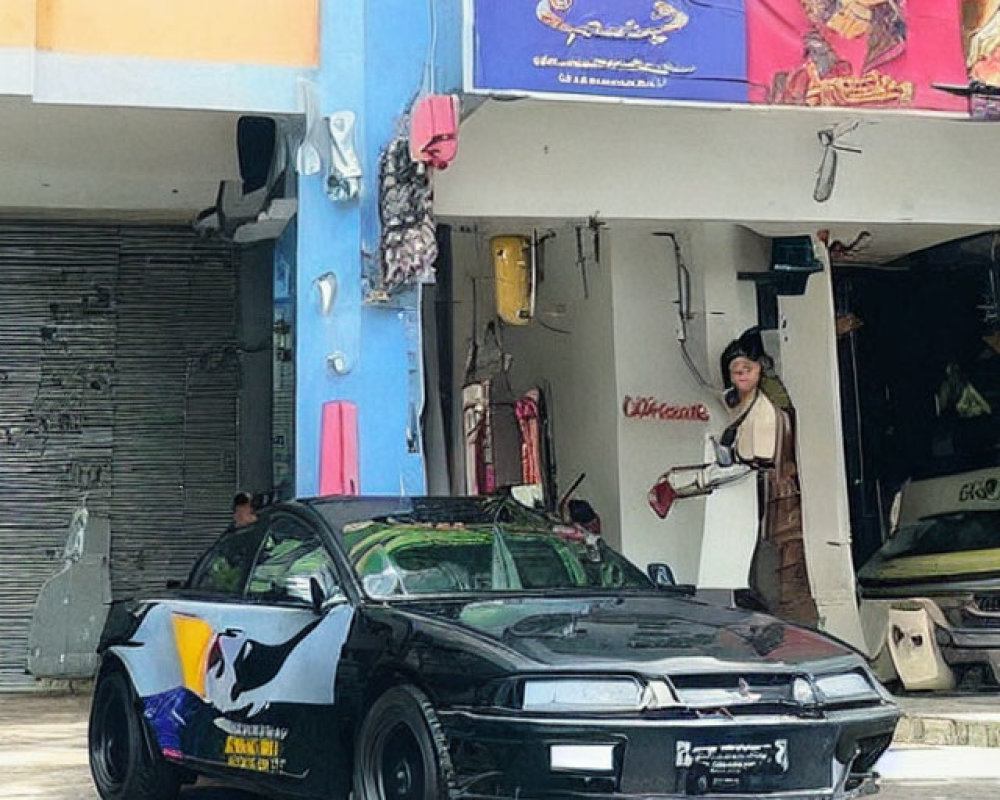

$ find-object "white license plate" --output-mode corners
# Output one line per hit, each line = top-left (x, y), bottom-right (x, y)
(550, 743), (615, 772)
(676, 738), (789, 776)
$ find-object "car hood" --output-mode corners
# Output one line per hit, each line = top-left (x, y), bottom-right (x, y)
(859, 548), (1000, 589)
(401, 594), (855, 672)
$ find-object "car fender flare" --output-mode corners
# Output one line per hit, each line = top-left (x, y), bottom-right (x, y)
(100, 643), (181, 698)
(102, 603), (187, 699)
(361, 664), (438, 716)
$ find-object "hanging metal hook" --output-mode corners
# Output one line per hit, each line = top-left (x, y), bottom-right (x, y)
(814, 121), (863, 203)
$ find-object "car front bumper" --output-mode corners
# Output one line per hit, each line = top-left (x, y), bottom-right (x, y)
(440, 704), (899, 799)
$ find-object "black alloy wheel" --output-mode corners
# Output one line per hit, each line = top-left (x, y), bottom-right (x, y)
(353, 685), (455, 800)
(88, 667), (181, 800)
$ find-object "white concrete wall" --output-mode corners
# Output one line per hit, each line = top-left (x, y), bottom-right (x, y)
(609, 224), (711, 581)
(699, 225), (770, 360)
(448, 222), (623, 548)
(694, 224), (770, 589)
(608, 223), (766, 583)
(777, 244), (866, 649)
(438, 100), (1000, 227)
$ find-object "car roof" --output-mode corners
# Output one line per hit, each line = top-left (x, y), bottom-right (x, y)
(298, 495), (543, 531)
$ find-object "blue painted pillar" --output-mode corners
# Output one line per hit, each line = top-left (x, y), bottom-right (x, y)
(295, 0), (463, 497)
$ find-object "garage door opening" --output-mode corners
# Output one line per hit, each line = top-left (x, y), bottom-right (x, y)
(0, 221), (287, 687)
(834, 231), (1000, 569)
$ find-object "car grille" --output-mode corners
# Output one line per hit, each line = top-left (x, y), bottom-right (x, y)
(975, 595), (1000, 614)
(668, 674), (795, 708)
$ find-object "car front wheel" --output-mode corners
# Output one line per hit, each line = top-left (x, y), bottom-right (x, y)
(88, 667), (181, 800)
(353, 685), (455, 800)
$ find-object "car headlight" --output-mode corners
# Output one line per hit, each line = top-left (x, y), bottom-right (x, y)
(814, 672), (880, 704)
(791, 676), (817, 705)
(521, 678), (647, 712)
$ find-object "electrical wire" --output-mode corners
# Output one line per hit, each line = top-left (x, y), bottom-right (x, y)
(681, 340), (715, 391)
(656, 232), (718, 391)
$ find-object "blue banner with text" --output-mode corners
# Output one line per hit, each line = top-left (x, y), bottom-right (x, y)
(471, 0), (748, 103)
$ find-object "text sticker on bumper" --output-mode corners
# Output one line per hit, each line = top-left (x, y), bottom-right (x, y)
(676, 738), (789, 777)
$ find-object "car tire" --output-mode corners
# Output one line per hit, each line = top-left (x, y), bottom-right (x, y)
(88, 667), (182, 800)
(353, 684), (455, 800)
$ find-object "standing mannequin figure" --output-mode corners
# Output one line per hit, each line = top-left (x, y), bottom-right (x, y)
(719, 330), (819, 627)
(649, 329), (819, 627)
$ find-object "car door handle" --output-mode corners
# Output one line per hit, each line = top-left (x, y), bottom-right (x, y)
(223, 627), (244, 637)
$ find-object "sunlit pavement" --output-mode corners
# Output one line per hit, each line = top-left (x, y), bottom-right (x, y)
(876, 745), (1000, 798)
(0, 692), (94, 800)
(3, 692), (1000, 800)
(0, 692), (261, 800)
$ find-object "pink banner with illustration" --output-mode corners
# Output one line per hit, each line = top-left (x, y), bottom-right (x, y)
(747, 0), (968, 110)
(965, 1), (1000, 85)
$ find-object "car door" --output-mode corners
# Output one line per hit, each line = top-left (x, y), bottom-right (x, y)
(137, 520), (266, 769)
(173, 511), (355, 795)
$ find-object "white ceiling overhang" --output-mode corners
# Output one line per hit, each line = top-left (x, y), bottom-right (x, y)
(436, 98), (1000, 231)
(0, 96), (242, 220)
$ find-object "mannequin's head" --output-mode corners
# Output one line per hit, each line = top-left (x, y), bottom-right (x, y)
(727, 356), (762, 400)
(720, 328), (768, 404)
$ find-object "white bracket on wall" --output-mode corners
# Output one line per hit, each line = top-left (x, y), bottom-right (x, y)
(296, 78), (323, 177)
(315, 271), (338, 316)
(326, 111), (363, 202)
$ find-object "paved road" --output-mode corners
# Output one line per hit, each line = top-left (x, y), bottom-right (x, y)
(880, 784), (1000, 799)
(3, 693), (1000, 800)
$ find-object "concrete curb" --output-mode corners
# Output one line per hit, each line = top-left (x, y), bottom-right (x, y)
(893, 714), (1000, 748)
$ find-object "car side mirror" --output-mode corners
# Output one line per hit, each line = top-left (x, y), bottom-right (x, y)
(647, 563), (697, 596)
(310, 576), (326, 614)
(309, 575), (346, 614)
(647, 563), (677, 587)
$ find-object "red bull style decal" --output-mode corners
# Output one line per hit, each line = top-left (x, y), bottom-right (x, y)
(163, 611), (323, 715)
(120, 601), (350, 776)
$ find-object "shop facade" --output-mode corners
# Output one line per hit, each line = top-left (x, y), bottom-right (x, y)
(0, 1), (322, 687)
(424, 2), (1000, 655)
(4, 1), (1000, 688)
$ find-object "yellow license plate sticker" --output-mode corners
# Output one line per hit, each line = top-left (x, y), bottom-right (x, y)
(224, 735), (283, 772)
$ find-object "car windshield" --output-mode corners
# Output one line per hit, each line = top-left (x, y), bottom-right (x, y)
(315, 499), (652, 598)
(873, 510), (1000, 562)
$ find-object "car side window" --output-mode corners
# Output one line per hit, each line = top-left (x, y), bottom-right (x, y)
(246, 516), (341, 606)
(189, 524), (263, 596)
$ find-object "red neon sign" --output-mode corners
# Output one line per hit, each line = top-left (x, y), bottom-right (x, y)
(622, 396), (710, 422)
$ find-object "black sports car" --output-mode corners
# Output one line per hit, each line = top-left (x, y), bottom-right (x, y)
(89, 496), (899, 800)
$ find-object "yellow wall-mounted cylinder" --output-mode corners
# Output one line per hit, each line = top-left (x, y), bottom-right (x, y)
(492, 235), (533, 326)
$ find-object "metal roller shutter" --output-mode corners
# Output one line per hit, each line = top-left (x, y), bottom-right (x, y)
(0, 222), (240, 687)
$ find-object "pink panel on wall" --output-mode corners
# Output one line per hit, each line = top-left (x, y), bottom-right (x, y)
(320, 401), (360, 496)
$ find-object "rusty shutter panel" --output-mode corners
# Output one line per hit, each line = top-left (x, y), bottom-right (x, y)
(0, 223), (240, 687)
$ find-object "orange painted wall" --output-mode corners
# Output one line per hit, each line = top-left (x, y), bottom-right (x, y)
(34, 0), (318, 67)
(0, 1), (36, 48)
